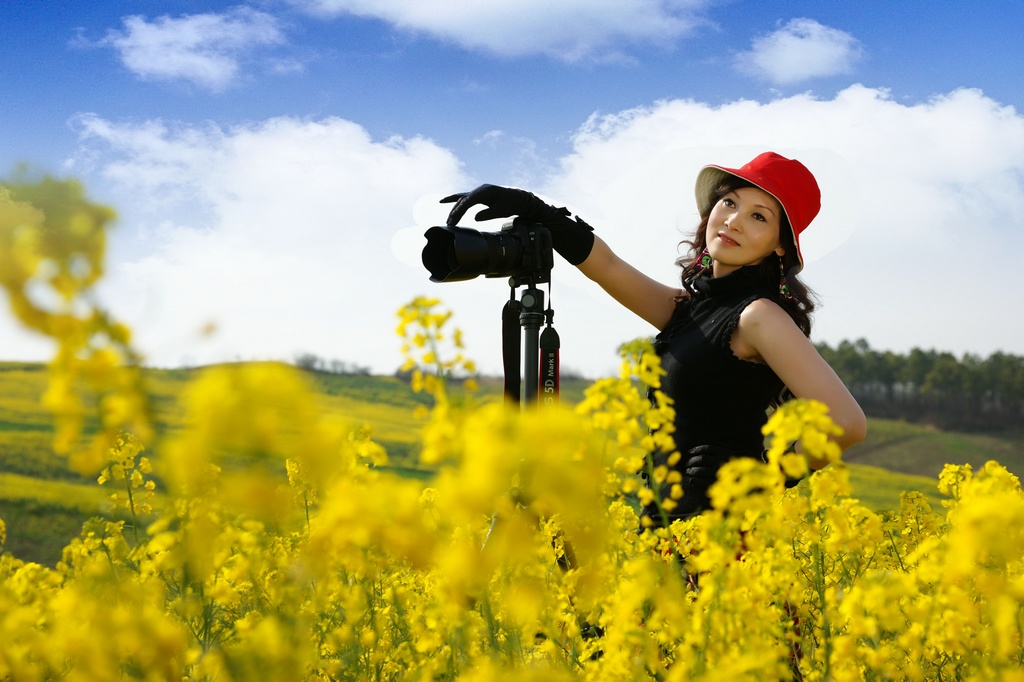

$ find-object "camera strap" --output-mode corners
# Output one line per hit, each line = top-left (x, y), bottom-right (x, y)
(539, 310), (559, 407)
(502, 295), (522, 404)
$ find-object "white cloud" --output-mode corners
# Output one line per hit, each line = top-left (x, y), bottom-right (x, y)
(8, 85), (1021, 379)
(102, 7), (286, 91)
(68, 115), (472, 371)
(289, 0), (712, 60)
(734, 18), (863, 85)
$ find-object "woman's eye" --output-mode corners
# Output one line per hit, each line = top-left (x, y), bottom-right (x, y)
(753, 213), (766, 222)
(722, 198), (735, 207)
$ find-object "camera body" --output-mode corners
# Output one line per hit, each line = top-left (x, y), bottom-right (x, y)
(422, 218), (554, 285)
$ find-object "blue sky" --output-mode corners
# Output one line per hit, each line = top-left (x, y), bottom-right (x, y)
(2, 1), (1024, 377)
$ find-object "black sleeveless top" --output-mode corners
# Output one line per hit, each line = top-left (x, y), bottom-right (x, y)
(645, 265), (785, 524)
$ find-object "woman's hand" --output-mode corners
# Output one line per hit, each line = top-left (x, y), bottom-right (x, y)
(441, 184), (595, 265)
(442, 184), (546, 224)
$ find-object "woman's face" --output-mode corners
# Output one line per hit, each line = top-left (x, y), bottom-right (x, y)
(705, 186), (784, 277)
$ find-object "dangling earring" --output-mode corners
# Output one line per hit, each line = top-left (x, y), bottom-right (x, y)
(778, 258), (794, 300)
(696, 247), (712, 272)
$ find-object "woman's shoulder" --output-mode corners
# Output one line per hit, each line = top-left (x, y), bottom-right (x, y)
(737, 297), (801, 334)
(731, 297), (801, 362)
(739, 295), (786, 317)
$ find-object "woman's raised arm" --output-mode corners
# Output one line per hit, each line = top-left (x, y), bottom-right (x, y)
(576, 236), (682, 332)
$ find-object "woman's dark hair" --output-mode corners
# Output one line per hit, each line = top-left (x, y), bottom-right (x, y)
(676, 176), (816, 338)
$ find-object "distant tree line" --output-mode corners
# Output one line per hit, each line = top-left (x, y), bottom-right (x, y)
(816, 339), (1024, 431)
(293, 352), (371, 376)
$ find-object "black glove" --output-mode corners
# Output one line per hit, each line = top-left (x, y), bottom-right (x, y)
(440, 184), (595, 265)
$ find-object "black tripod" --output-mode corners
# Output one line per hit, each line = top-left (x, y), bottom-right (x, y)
(501, 275), (560, 407)
(486, 272), (581, 571)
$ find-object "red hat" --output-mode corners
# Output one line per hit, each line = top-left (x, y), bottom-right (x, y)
(694, 151), (820, 271)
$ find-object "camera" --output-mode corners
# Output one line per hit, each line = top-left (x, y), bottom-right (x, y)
(421, 218), (554, 284)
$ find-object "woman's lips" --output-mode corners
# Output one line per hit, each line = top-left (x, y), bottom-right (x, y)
(717, 232), (740, 247)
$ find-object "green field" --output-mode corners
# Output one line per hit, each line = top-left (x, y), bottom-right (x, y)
(2, 361), (1021, 566)
(845, 416), (1024, 480)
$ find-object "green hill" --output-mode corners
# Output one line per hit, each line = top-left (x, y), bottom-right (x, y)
(844, 416), (1024, 481)
(2, 361), (1021, 566)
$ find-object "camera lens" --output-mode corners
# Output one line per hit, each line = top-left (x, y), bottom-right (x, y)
(422, 225), (523, 282)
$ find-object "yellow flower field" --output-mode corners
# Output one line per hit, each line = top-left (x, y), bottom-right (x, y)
(2, 176), (1023, 681)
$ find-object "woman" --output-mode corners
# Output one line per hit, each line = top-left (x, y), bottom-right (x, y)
(442, 151), (866, 525)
